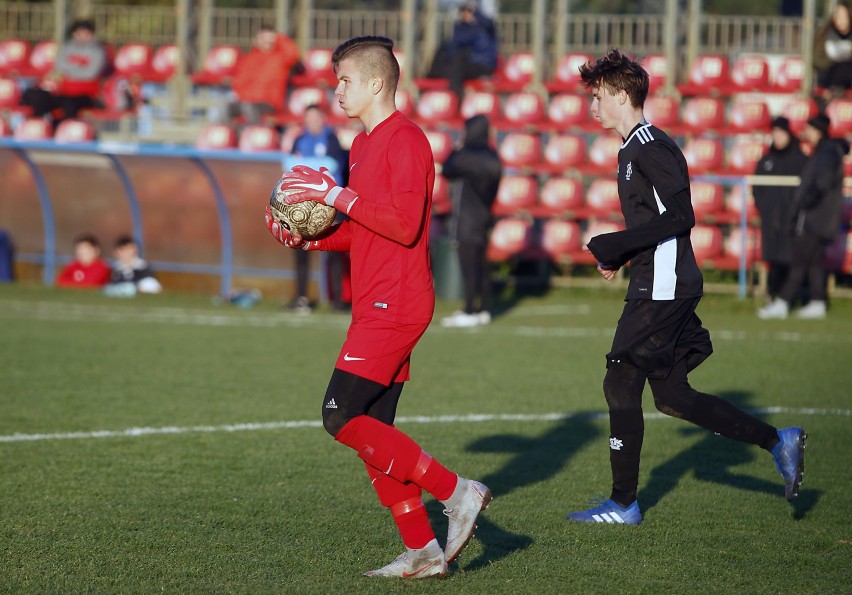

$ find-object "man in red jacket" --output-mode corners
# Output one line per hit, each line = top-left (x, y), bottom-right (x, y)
(265, 36), (490, 579)
(213, 25), (300, 124)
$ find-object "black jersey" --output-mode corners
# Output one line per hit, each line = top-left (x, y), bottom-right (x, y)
(587, 121), (703, 300)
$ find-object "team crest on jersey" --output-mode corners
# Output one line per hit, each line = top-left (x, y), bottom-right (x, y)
(625, 161), (633, 181)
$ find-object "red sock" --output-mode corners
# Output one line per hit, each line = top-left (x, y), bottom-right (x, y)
(365, 464), (434, 549)
(336, 416), (458, 500)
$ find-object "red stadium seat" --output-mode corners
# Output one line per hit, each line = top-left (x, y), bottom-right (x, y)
(585, 178), (621, 218)
(724, 226), (761, 267)
(542, 133), (587, 173)
(195, 124), (237, 150)
(586, 134), (622, 174)
(537, 176), (586, 217)
(643, 95), (681, 131)
(545, 52), (593, 93)
(771, 55), (804, 93)
(414, 89), (459, 127)
(677, 54), (730, 96)
(25, 40), (57, 79)
(239, 125), (280, 152)
(498, 132), (542, 170)
(725, 135), (767, 175)
(191, 45), (241, 86)
(425, 129), (454, 164)
(395, 88), (415, 118)
(432, 174), (451, 216)
(0, 77), (22, 108)
(499, 91), (545, 129)
(54, 119), (95, 143)
(690, 181), (728, 223)
(332, 125), (361, 151)
(780, 96), (819, 134)
(14, 118), (52, 140)
(0, 39), (31, 78)
(729, 55), (771, 93)
(643, 53), (668, 94)
(290, 47), (337, 87)
(486, 51), (535, 93)
(727, 96), (771, 133)
(546, 93), (591, 130)
(724, 183), (759, 223)
(825, 98), (852, 136)
(690, 224), (724, 266)
(540, 219), (583, 263)
(459, 90), (501, 122)
(113, 43), (153, 78)
(487, 217), (535, 262)
(145, 44), (179, 83)
(682, 96), (726, 133)
(683, 136), (725, 174)
(285, 86), (329, 124)
(492, 175), (538, 216)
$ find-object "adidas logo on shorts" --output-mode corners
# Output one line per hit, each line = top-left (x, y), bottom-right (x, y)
(325, 398), (338, 409)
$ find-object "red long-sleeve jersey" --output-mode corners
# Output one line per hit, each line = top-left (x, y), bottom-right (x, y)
(315, 110), (435, 324)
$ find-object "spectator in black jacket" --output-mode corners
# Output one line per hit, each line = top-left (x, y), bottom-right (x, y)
(758, 114), (848, 319)
(752, 117), (809, 301)
(440, 114), (502, 328)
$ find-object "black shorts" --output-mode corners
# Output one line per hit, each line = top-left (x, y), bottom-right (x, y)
(607, 297), (713, 379)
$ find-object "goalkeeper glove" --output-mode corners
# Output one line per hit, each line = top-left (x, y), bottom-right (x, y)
(264, 206), (319, 250)
(278, 165), (359, 214)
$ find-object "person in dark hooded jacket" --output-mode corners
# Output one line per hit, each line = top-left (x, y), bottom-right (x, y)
(425, 1), (499, 99)
(440, 114), (502, 328)
(758, 113), (848, 319)
(752, 117), (809, 300)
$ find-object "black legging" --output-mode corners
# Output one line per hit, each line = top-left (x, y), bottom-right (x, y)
(457, 239), (491, 314)
(603, 357), (778, 505)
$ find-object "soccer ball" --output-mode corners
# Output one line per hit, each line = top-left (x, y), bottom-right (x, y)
(268, 173), (337, 240)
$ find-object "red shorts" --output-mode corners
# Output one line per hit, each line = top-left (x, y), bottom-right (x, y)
(335, 317), (430, 385)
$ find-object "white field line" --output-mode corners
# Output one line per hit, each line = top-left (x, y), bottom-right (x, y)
(0, 407), (848, 444)
(2, 299), (851, 344)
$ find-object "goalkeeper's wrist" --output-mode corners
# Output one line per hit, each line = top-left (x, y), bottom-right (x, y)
(325, 186), (359, 214)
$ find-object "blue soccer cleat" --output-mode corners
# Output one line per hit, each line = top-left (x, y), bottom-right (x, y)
(566, 498), (642, 525)
(772, 427), (807, 501)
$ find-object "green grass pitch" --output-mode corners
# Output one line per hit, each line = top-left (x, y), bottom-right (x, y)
(1, 282), (850, 593)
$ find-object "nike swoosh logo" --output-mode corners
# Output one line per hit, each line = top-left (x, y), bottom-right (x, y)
(401, 560), (442, 578)
(291, 179), (329, 192)
(343, 353), (366, 361)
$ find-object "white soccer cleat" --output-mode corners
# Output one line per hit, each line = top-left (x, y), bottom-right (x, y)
(363, 538), (447, 579)
(757, 298), (789, 319)
(477, 311), (492, 325)
(795, 300), (826, 319)
(443, 479), (492, 563)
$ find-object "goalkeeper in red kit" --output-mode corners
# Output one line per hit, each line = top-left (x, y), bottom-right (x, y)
(264, 35), (490, 579)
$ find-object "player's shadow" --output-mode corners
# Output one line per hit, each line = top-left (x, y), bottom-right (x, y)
(427, 412), (602, 571)
(641, 390), (820, 520)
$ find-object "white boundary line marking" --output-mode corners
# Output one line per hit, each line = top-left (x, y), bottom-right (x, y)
(2, 298), (851, 343)
(1, 407), (848, 444)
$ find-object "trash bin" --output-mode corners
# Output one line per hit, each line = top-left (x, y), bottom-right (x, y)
(430, 236), (463, 301)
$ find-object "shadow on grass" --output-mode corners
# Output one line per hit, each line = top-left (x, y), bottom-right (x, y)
(429, 413), (602, 571)
(642, 390), (821, 519)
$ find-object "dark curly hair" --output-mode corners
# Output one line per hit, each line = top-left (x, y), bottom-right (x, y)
(579, 48), (650, 109)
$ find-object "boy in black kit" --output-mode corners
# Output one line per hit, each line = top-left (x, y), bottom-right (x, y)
(567, 49), (807, 525)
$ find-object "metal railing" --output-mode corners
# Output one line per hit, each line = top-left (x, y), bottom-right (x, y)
(1, 3), (809, 79)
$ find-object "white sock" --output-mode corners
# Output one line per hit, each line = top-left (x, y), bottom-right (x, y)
(440, 476), (469, 509)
